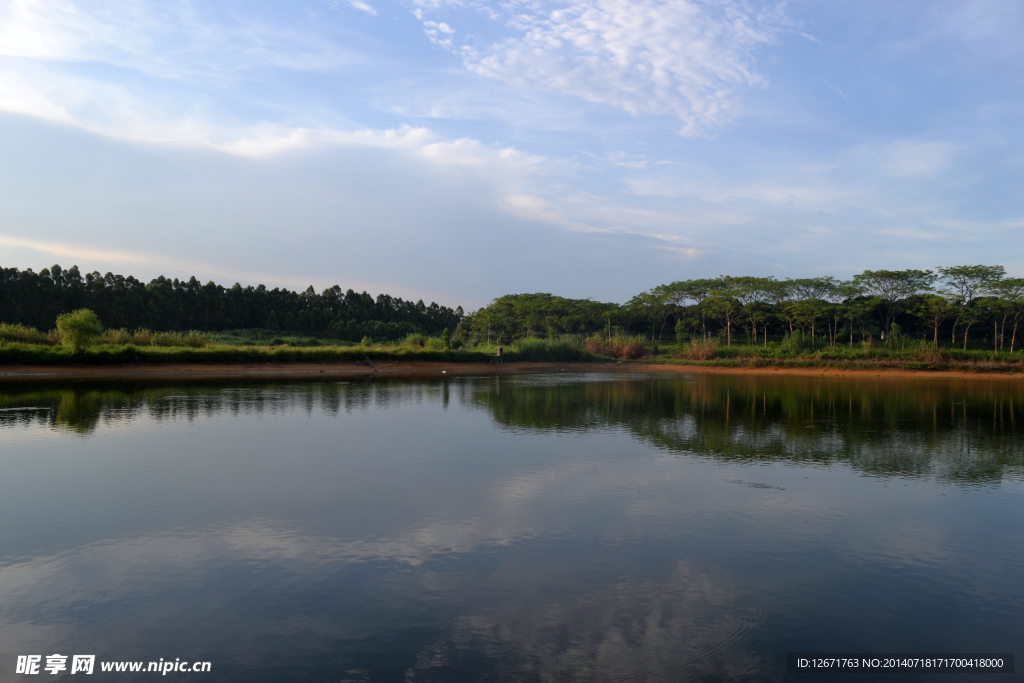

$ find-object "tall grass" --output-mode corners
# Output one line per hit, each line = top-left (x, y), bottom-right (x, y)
(0, 323), (55, 345)
(651, 335), (1023, 371)
(99, 329), (209, 347)
(0, 343), (497, 365)
(403, 333), (427, 347)
(677, 338), (718, 360)
(510, 337), (590, 361)
(586, 335), (649, 360)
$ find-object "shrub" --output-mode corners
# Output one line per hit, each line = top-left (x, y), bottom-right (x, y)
(360, 336), (372, 346)
(404, 333), (426, 347)
(56, 309), (103, 354)
(424, 337), (447, 350)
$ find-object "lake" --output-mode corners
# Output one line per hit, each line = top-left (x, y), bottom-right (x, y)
(0, 372), (1021, 682)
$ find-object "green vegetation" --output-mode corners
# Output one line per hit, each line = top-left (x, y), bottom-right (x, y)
(55, 309), (102, 354)
(1, 262), (1023, 371)
(1, 264), (461, 340)
(641, 337), (1022, 372)
(0, 320), (593, 365)
(462, 267), (1024, 357)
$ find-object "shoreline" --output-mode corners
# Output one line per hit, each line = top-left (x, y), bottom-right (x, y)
(0, 360), (1022, 382)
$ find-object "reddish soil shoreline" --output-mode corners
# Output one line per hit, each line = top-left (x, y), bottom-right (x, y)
(0, 360), (1021, 382)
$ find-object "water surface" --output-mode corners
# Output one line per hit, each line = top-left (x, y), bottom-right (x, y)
(1, 373), (1021, 681)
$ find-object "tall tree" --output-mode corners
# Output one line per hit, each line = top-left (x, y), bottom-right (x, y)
(728, 276), (775, 345)
(937, 265), (1005, 347)
(992, 278), (1024, 352)
(663, 278), (722, 338)
(851, 269), (936, 336)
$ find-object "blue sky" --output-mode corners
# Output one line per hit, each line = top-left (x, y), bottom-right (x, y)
(0, 0), (1021, 308)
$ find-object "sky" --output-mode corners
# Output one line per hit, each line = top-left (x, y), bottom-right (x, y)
(0, 0), (1022, 309)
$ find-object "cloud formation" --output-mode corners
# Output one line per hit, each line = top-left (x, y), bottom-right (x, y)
(421, 0), (782, 134)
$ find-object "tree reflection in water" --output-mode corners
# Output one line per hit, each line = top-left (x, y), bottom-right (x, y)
(0, 373), (1020, 484)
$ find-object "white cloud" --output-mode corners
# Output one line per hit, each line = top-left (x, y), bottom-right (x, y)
(423, 0), (782, 135)
(423, 20), (455, 47)
(331, 0), (378, 16)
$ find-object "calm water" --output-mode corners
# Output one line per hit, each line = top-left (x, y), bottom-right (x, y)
(0, 373), (1022, 682)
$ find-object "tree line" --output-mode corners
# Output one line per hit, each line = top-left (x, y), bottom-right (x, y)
(462, 266), (1024, 351)
(3, 263), (1022, 351)
(0, 264), (462, 341)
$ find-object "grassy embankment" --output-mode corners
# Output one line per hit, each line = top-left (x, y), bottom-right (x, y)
(2, 323), (1022, 372)
(0, 325), (591, 364)
(633, 336), (1024, 373)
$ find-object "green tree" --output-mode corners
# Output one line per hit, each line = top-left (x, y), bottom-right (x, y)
(441, 327), (451, 349)
(910, 295), (956, 347)
(728, 276), (775, 345)
(706, 293), (740, 346)
(937, 265), (1005, 346)
(629, 287), (673, 341)
(56, 308), (102, 353)
(851, 269), (936, 336)
(662, 278), (721, 337)
(839, 296), (880, 347)
(991, 278), (1024, 352)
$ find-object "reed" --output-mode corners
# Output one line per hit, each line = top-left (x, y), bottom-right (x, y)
(0, 323), (54, 345)
(511, 337), (590, 361)
(586, 335), (649, 360)
(679, 338), (718, 360)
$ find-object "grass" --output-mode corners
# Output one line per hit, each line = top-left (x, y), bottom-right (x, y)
(643, 337), (1024, 373)
(0, 332), (596, 365)
(585, 334), (649, 360)
(0, 325), (1020, 373)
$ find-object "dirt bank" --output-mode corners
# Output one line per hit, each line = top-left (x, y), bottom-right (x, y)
(0, 359), (1021, 382)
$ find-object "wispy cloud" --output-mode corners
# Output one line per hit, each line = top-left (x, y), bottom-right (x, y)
(417, 0), (784, 135)
(330, 0), (378, 16)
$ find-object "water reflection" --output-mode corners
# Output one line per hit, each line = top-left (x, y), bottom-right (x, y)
(474, 374), (1024, 483)
(4, 374), (1021, 482)
(0, 374), (1021, 682)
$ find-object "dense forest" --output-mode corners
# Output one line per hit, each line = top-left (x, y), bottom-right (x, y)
(462, 267), (1024, 351)
(0, 264), (462, 341)
(2, 263), (1023, 351)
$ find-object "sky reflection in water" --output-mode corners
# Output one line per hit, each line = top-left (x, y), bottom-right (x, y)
(0, 373), (1022, 682)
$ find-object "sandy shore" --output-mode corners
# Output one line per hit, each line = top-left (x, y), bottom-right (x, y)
(0, 360), (1021, 382)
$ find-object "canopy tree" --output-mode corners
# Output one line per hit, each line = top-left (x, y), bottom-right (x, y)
(851, 269), (936, 336)
(937, 265), (1005, 347)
